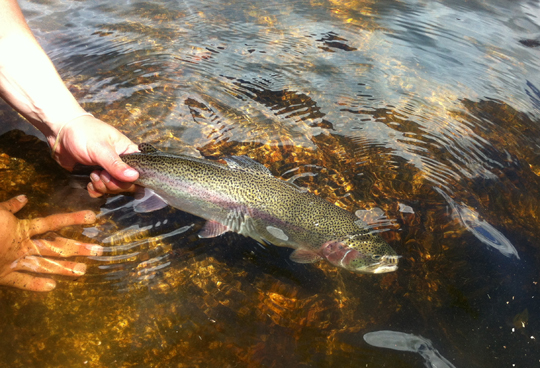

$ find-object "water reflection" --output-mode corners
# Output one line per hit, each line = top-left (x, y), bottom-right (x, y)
(79, 194), (199, 290)
(435, 187), (519, 259)
(526, 81), (540, 111)
(364, 330), (456, 368)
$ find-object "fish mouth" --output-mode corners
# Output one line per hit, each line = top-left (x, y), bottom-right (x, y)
(372, 264), (399, 274)
(361, 255), (400, 274)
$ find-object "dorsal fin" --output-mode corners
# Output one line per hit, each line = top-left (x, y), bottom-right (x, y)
(224, 155), (273, 176)
(280, 179), (307, 193)
(354, 208), (397, 234)
(138, 143), (159, 154)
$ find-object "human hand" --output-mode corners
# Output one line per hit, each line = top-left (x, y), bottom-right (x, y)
(51, 114), (139, 197)
(0, 195), (103, 292)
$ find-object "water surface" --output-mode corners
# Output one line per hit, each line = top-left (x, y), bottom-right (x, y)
(1, 0), (540, 367)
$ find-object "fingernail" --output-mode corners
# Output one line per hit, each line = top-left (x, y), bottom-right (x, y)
(85, 244), (104, 256)
(44, 279), (56, 291)
(84, 211), (96, 223)
(73, 263), (87, 275)
(15, 195), (27, 202)
(100, 172), (111, 183)
(90, 173), (100, 182)
(87, 185), (101, 198)
(124, 168), (138, 178)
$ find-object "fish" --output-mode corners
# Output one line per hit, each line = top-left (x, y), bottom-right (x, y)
(120, 143), (399, 274)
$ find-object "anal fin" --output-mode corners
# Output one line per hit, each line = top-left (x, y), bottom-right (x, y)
(199, 220), (230, 238)
(289, 249), (322, 264)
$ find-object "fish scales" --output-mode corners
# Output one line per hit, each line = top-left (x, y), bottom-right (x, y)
(127, 152), (353, 245)
(121, 144), (398, 273)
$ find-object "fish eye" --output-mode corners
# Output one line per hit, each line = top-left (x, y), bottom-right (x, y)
(371, 255), (382, 261)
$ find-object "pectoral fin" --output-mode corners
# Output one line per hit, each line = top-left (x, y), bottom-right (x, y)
(289, 249), (322, 264)
(133, 188), (169, 213)
(199, 220), (230, 238)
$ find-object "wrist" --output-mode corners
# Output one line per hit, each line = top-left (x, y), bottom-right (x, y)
(50, 112), (94, 154)
(30, 106), (89, 143)
(0, 33), (88, 141)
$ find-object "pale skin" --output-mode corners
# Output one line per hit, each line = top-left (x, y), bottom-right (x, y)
(0, 0), (140, 290)
(0, 0), (138, 196)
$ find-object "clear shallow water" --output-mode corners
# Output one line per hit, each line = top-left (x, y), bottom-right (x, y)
(1, 0), (540, 367)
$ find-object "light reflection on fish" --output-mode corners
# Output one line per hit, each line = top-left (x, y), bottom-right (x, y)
(120, 143), (399, 274)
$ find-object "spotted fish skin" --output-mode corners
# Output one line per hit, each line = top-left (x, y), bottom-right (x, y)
(121, 143), (398, 274)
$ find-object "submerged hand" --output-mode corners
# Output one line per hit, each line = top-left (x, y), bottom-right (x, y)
(51, 115), (139, 197)
(0, 195), (103, 292)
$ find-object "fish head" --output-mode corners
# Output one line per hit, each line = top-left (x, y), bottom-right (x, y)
(321, 234), (399, 274)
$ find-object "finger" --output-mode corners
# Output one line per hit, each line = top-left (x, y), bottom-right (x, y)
(0, 272), (56, 292)
(99, 147), (139, 183)
(87, 182), (103, 198)
(32, 238), (103, 257)
(89, 171), (109, 194)
(99, 171), (137, 193)
(13, 256), (87, 277)
(88, 171), (137, 197)
(0, 195), (28, 213)
(24, 210), (96, 237)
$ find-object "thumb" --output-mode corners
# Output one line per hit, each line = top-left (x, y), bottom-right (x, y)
(98, 147), (139, 183)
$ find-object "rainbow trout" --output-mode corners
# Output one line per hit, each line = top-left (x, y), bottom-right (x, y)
(120, 144), (399, 273)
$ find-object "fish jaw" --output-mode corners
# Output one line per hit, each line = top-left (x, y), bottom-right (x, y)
(371, 261), (399, 274)
(320, 240), (399, 274)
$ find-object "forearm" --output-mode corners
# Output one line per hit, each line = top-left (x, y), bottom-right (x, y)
(0, 0), (86, 145)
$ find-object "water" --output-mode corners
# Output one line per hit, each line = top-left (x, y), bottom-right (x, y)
(1, 0), (539, 366)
